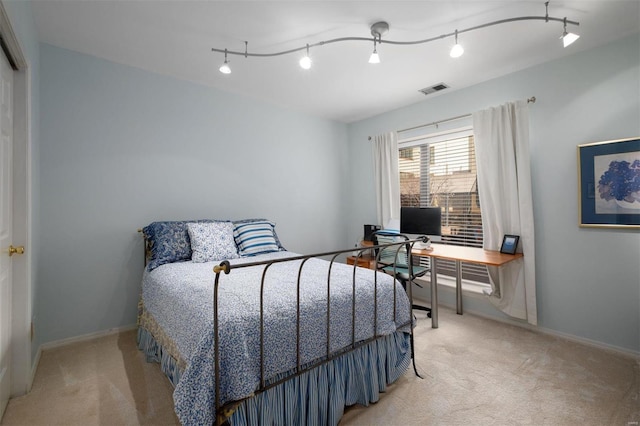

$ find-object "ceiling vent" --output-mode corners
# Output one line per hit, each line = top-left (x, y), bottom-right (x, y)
(419, 83), (449, 96)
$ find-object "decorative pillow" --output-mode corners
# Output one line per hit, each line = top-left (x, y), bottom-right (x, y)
(232, 218), (286, 251)
(233, 220), (281, 256)
(187, 222), (239, 263)
(142, 220), (222, 271)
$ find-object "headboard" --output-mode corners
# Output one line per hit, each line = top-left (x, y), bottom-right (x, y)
(137, 228), (151, 267)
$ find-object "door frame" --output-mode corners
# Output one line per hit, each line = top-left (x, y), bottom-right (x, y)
(0, 1), (32, 397)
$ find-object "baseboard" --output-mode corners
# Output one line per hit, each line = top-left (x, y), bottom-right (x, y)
(532, 324), (640, 360)
(415, 295), (640, 360)
(38, 324), (138, 351)
(29, 347), (41, 391)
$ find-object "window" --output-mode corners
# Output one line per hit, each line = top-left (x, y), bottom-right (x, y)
(399, 147), (414, 160)
(399, 127), (489, 284)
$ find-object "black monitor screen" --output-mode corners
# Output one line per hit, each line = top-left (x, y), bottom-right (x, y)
(400, 207), (442, 236)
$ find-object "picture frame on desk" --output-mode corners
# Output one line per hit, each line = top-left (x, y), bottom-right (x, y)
(577, 137), (640, 229)
(500, 234), (519, 255)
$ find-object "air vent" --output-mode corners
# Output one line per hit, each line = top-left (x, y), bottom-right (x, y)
(419, 83), (449, 96)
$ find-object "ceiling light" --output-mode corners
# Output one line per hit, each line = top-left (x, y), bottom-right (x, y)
(299, 56), (312, 69)
(562, 32), (579, 47)
(211, 4), (579, 72)
(450, 30), (464, 58)
(369, 40), (380, 64)
(219, 49), (231, 74)
(299, 44), (312, 69)
(368, 21), (388, 64)
(561, 17), (580, 47)
(219, 61), (231, 74)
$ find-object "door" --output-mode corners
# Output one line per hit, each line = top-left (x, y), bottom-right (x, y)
(0, 46), (13, 419)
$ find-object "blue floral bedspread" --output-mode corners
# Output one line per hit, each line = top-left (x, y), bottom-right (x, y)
(142, 251), (411, 425)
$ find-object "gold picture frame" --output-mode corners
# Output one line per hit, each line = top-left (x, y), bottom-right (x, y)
(577, 137), (640, 229)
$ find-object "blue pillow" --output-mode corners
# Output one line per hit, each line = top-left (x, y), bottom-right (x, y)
(233, 220), (282, 256)
(143, 220), (224, 271)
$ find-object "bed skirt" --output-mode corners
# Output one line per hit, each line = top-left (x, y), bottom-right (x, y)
(137, 326), (411, 425)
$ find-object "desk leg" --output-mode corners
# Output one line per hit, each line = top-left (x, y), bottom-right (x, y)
(430, 258), (438, 328)
(455, 260), (463, 315)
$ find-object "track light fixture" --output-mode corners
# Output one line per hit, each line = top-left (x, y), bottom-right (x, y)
(213, 2), (579, 74)
(299, 44), (312, 69)
(368, 21), (387, 64)
(561, 17), (580, 47)
(369, 39), (380, 64)
(450, 30), (464, 58)
(219, 49), (231, 74)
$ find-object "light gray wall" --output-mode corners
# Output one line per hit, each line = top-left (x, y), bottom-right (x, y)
(2, 0), (41, 362)
(347, 33), (640, 353)
(9, 5), (640, 357)
(38, 43), (349, 344)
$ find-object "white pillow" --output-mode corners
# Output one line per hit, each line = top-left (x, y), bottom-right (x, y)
(187, 222), (239, 263)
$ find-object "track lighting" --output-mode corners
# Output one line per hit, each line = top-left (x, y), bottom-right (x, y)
(299, 44), (312, 69)
(368, 21), (387, 64)
(561, 17), (580, 47)
(212, 2), (579, 73)
(368, 40), (380, 64)
(219, 49), (231, 74)
(450, 30), (464, 58)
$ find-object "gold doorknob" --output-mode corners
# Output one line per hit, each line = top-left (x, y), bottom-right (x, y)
(8, 245), (24, 256)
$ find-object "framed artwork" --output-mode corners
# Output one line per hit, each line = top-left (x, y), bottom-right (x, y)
(577, 137), (640, 228)
(500, 235), (519, 255)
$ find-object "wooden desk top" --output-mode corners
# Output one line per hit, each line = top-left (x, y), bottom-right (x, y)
(412, 243), (523, 267)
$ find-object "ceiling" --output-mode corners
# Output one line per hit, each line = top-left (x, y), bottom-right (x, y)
(31, 1), (640, 123)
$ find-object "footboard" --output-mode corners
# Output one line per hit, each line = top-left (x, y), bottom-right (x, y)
(211, 237), (425, 426)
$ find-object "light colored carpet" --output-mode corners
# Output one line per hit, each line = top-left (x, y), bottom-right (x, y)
(1, 307), (638, 425)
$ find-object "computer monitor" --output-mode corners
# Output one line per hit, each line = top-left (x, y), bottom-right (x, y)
(400, 207), (442, 247)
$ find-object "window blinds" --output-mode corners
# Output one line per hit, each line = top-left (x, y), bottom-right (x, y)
(399, 128), (489, 283)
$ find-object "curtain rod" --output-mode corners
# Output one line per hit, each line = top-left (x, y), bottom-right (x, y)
(368, 96), (536, 140)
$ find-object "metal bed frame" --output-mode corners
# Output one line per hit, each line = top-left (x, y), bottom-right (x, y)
(210, 235), (428, 425)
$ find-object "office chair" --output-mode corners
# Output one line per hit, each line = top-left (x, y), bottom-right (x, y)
(373, 231), (430, 379)
(372, 231), (431, 318)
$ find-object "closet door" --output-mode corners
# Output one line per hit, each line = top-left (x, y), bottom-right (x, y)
(0, 46), (14, 419)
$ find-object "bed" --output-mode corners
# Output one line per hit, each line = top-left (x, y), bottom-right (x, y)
(137, 219), (417, 425)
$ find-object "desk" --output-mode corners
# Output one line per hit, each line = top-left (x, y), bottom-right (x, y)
(345, 254), (377, 270)
(412, 244), (523, 328)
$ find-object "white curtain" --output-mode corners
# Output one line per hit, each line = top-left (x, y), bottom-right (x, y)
(372, 132), (401, 228)
(472, 101), (537, 325)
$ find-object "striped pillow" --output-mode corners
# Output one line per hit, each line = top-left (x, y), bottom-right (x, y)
(233, 221), (280, 256)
